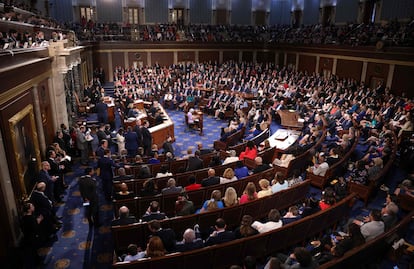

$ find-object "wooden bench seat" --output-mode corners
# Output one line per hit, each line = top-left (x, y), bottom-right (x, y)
(111, 179), (312, 253)
(112, 193), (356, 269)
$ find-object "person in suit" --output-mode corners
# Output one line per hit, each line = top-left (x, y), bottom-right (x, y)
(97, 149), (120, 201)
(133, 119), (143, 148)
(95, 97), (108, 124)
(252, 157), (272, 174)
(162, 136), (174, 156)
(125, 126), (139, 157)
(78, 167), (99, 228)
(161, 178), (183, 195)
(38, 161), (58, 202)
(141, 120), (153, 156)
(76, 125), (89, 165)
(46, 149), (66, 196)
(141, 201), (167, 222)
(204, 218), (235, 246)
(147, 220), (176, 253)
(187, 150), (203, 171)
(201, 168), (220, 187)
(175, 228), (204, 252)
(30, 182), (62, 239)
(197, 143), (214, 156)
(111, 206), (138, 226)
(95, 139), (108, 159)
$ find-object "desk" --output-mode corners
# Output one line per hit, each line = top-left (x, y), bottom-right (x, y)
(277, 110), (304, 129)
(185, 110), (203, 135)
(268, 129), (301, 150)
(149, 105), (175, 148)
(104, 97), (116, 124)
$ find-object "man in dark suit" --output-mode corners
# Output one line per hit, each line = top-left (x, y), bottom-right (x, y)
(141, 120), (152, 156)
(197, 143), (214, 156)
(46, 150), (66, 200)
(141, 201), (167, 222)
(133, 119), (143, 148)
(111, 206), (137, 226)
(95, 139), (108, 159)
(201, 168), (220, 187)
(97, 149), (119, 201)
(175, 228), (204, 252)
(205, 218), (235, 246)
(78, 167), (99, 228)
(148, 220), (176, 252)
(161, 178), (183, 195)
(95, 98), (108, 124)
(38, 161), (58, 202)
(252, 157), (272, 174)
(125, 126), (139, 157)
(30, 182), (61, 238)
(187, 150), (203, 171)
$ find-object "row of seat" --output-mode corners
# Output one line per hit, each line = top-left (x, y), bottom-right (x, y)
(113, 167), (275, 219)
(111, 193), (356, 269)
(112, 179), (311, 254)
(307, 130), (361, 189)
(320, 210), (414, 269)
(348, 131), (398, 205)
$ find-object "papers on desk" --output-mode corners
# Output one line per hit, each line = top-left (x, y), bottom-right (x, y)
(269, 129), (300, 150)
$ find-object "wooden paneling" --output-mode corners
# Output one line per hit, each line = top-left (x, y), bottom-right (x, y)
(0, 59), (50, 93)
(112, 52), (125, 70)
(127, 51), (148, 67)
(286, 53), (296, 67)
(199, 51), (219, 63)
(336, 59), (363, 81)
(256, 51), (275, 63)
(366, 62), (389, 89)
(151, 52), (174, 67)
(319, 57), (333, 73)
(242, 51), (253, 62)
(178, 51), (195, 63)
(392, 65), (414, 98)
(298, 54), (316, 74)
(278, 52), (285, 66)
(223, 51), (239, 62)
(94, 51), (109, 70)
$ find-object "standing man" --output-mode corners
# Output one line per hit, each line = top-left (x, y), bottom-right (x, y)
(38, 161), (59, 203)
(133, 119), (143, 148)
(78, 167), (99, 228)
(97, 149), (119, 201)
(95, 97), (108, 124)
(141, 120), (152, 156)
(76, 125), (89, 165)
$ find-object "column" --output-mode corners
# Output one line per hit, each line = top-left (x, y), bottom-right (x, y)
(386, 64), (395, 88)
(238, 51), (243, 62)
(252, 51), (257, 63)
(124, 52), (129, 68)
(107, 52), (113, 82)
(173, 51), (178, 64)
(361, 61), (368, 83)
(295, 53), (299, 71)
(147, 51), (151, 66)
(283, 52), (287, 66)
(195, 51), (199, 63)
(332, 58), (337, 75)
(275, 52), (279, 66)
(315, 55), (320, 74)
(32, 84), (47, 155)
(219, 50), (223, 64)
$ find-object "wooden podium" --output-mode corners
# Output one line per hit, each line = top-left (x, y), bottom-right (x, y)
(277, 110), (304, 129)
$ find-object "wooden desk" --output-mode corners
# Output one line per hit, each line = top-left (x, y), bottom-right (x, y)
(185, 111), (203, 135)
(149, 105), (175, 148)
(277, 110), (304, 129)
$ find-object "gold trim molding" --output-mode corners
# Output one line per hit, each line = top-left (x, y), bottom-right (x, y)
(8, 104), (41, 200)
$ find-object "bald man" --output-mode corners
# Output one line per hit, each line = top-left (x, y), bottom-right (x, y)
(111, 206), (138, 226)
